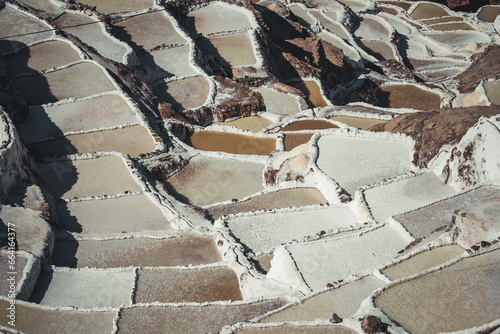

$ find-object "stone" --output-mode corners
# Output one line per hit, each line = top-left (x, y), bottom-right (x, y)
(361, 315), (384, 334)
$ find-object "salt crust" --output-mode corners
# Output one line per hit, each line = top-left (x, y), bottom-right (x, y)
(0, 250), (40, 300)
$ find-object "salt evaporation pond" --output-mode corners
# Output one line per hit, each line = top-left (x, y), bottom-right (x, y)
(135, 267), (242, 303)
(18, 94), (140, 142)
(358, 40), (395, 60)
(316, 135), (413, 196)
(288, 81), (328, 108)
(73, 0), (154, 13)
(382, 245), (464, 280)
(30, 269), (135, 308)
(478, 5), (500, 22)
(166, 155), (264, 206)
(379, 1), (412, 11)
(154, 76), (210, 110)
(4, 41), (80, 74)
(0, 299), (115, 334)
(329, 116), (386, 130)
(283, 133), (314, 151)
(410, 2), (449, 20)
(187, 131), (276, 155)
(18, 0), (61, 11)
(138, 45), (198, 78)
(375, 85), (441, 110)
(208, 187), (327, 220)
(116, 299), (286, 334)
(39, 156), (142, 199)
(201, 33), (257, 67)
(56, 194), (170, 234)
(227, 206), (358, 253)
(186, 2), (253, 35)
(484, 81), (500, 105)
(290, 4), (316, 27)
(236, 326), (359, 334)
(214, 116), (273, 132)
(376, 250), (500, 334)
(278, 120), (339, 132)
(253, 87), (301, 115)
(0, 254), (28, 295)
(31, 125), (156, 158)
(431, 22), (474, 31)
(52, 235), (221, 268)
(11, 62), (116, 105)
(354, 15), (391, 40)
(261, 276), (385, 322)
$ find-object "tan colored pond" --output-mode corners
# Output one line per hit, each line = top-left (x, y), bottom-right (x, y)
(381, 6), (398, 15)
(375, 85), (441, 110)
(378, 1), (412, 11)
(208, 187), (328, 220)
(166, 155), (264, 206)
(154, 76), (210, 110)
(432, 22), (474, 31)
(262, 276), (385, 322)
(114, 11), (186, 50)
(74, 0), (154, 13)
(382, 245), (464, 280)
(279, 120), (339, 132)
(288, 81), (327, 108)
(31, 125), (156, 158)
(186, 2), (253, 35)
(0, 300), (115, 334)
(358, 40), (395, 60)
(5, 41), (80, 74)
(52, 235), (221, 268)
(236, 326), (359, 334)
(56, 194), (170, 234)
(117, 299), (286, 334)
(135, 267), (242, 303)
(19, 0), (61, 11)
(283, 133), (314, 151)
(214, 116), (273, 132)
(11, 62), (115, 105)
(422, 16), (463, 25)
(410, 3), (449, 20)
(187, 131), (276, 156)
(375, 249), (500, 334)
(39, 155), (142, 199)
(484, 81), (500, 105)
(253, 87), (301, 115)
(478, 5), (500, 23)
(201, 33), (257, 67)
(329, 116), (386, 130)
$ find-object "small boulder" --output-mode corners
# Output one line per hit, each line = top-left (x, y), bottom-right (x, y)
(361, 315), (384, 334)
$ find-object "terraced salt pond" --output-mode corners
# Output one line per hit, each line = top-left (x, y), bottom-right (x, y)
(166, 155), (264, 206)
(185, 2), (253, 35)
(0, 6), (53, 54)
(52, 12), (128, 63)
(113, 11), (186, 50)
(208, 187), (327, 220)
(187, 131), (276, 155)
(431, 22), (474, 31)
(31, 125), (156, 158)
(4, 41), (80, 74)
(226, 206), (358, 253)
(376, 250), (500, 334)
(200, 33), (257, 67)
(39, 155), (141, 199)
(278, 120), (339, 132)
(0, 299), (115, 334)
(55, 194), (170, 234)
(283, 133), (314, 151)
(18, 94), (140, 142)
(329, 116), (386, 130)
(484, 81), (500, 105)
(72, 0), (154, 13)
(253, 87), (301, 115)
(214, 116), (273, 132)
(52, 235), (221, 268)
(135, 267), (242, 303)
(375, 85), (441, 110)
(11, 62), (116, 105)
(382, 245), (464, 280)
(261, 276), (385, 322)
(235, 326), (359, 334)
(316, 135), (413, 196)
(354, 15), (391, 40)
(138, 45), (197, 78)
(409, 2), (449, 20)
(154, 76), (210, 110)
(0, 254), (28, 295)
(30, 268), (135, 308)
(478, 5), (500, 22)
(358, 40), (396, 60)
(18, 0), (61, 11)
(116, 299), (286, 334)
(288, 81), (327, 108)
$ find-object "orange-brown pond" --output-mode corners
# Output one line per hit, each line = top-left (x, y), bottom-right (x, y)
(283, 133), (314, 151)
(208, 187), (328, 220)
(329, 116), (386, 130)
(375, 85), (441, 110)
(422, 16), (463, 25)
(378, 1), (412, 11)
(278, 120), (339, 132)
(135, 267), (242, 303)
(478, 6), (500, 23)
(52, 235), (221, 268)
(187, 131), (276, 156)
(214, 116), (273, 132)
(288, 81), (328, 108)
(410, 3), (449, 20)
(431, 22), (474, 31)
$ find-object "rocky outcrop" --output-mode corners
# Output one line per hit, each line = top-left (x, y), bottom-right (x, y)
(369, 106), (500, 168)
(457, 45), (500, 94)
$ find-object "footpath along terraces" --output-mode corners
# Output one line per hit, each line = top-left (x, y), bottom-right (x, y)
(0, 0), (500, 333)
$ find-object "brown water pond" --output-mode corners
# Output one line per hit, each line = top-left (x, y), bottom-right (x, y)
(187, 131), (276, 155)
(329, 116), (386, 130)
(236, 326), (359, 334)
(410, 3), (449, 20)
(283, 133), (314, 151)
(278, 120), (339, 132)
(375, 85), (441, 110)
(478, 5), (500, 22)
(288, 81), (328, 108)
(214, 116), (274, 132)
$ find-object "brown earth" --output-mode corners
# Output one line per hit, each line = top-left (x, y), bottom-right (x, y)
(369, 106), (500, 168)
(457, 45), (500, 94)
